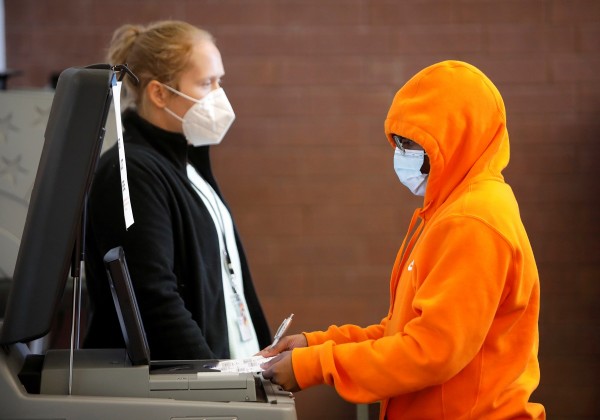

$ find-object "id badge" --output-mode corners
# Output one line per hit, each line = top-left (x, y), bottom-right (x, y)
(231, 292), (253, 342)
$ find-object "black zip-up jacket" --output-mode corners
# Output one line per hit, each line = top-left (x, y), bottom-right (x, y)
(83, 109), (271, 360)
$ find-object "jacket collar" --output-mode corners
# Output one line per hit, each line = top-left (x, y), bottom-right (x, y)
(122, 109), (189, 171)
(122, 109), (221, 195)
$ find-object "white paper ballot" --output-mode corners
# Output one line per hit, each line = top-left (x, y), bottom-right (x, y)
(212, 355), (275, 373)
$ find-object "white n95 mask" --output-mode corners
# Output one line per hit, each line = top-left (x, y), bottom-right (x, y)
(162, 85), (235, 147)
(393, 148), (428, 196)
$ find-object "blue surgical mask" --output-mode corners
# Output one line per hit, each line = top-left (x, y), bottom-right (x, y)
(393, 148), (428, 196)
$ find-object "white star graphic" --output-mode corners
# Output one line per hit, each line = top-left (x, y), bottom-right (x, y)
(0, 155), (28, 186)
(32, 105), (52, 126)
(0, 113), (19, 143)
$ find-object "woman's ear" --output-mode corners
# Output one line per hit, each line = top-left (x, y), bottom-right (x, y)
(146, 80), (168, 108)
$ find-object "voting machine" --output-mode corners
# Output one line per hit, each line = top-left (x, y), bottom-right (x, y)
(0, 65), (296, 419)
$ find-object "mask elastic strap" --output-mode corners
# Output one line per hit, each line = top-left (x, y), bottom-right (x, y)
(160, 82), (218, 104)
(163, 106), (184, 123)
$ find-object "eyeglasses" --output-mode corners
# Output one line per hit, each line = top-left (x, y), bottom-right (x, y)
(392, 134), (426, 155)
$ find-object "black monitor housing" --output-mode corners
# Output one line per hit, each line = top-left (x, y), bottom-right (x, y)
(0, 66), (114, 345)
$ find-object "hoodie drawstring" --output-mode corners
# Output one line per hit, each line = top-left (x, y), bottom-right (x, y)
(388, 208), (425, 315)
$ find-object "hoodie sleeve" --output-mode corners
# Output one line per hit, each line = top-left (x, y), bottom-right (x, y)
(292, 215), (514, 403)
(304, 319), (387, 346)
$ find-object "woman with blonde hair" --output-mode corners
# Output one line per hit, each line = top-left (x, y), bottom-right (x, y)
(83, 20), (271, 360)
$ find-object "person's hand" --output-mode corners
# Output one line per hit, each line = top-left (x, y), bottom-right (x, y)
(257, 333), (308, 357)
(261, 351), (300, 392)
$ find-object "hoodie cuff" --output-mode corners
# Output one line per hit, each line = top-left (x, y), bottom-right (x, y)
(303, 330), (329, 346)
(292, 344), (325, 390)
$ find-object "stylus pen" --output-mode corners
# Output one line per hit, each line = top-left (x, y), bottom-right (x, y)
(270, 313), (294, 348)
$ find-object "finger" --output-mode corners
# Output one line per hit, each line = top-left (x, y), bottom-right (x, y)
(262, 366), (274, 380)
(257, 346), (279, 357)
(260, 352), (284, 370)
(258, 338), (290, 357)
(255, 347), (269, 356)
(258, 337), (289, 355)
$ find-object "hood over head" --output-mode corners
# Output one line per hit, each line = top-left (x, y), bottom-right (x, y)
(385, 60), (509, 217)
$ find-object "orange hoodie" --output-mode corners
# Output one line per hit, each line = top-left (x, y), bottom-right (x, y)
(291, 61), (545, 419)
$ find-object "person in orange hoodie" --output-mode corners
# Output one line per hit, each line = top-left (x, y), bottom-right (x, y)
(260, 60), (546, 419)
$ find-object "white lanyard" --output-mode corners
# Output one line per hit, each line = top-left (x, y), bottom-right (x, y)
(189, 178), (254, 343)
(190, 182), (238, 293)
